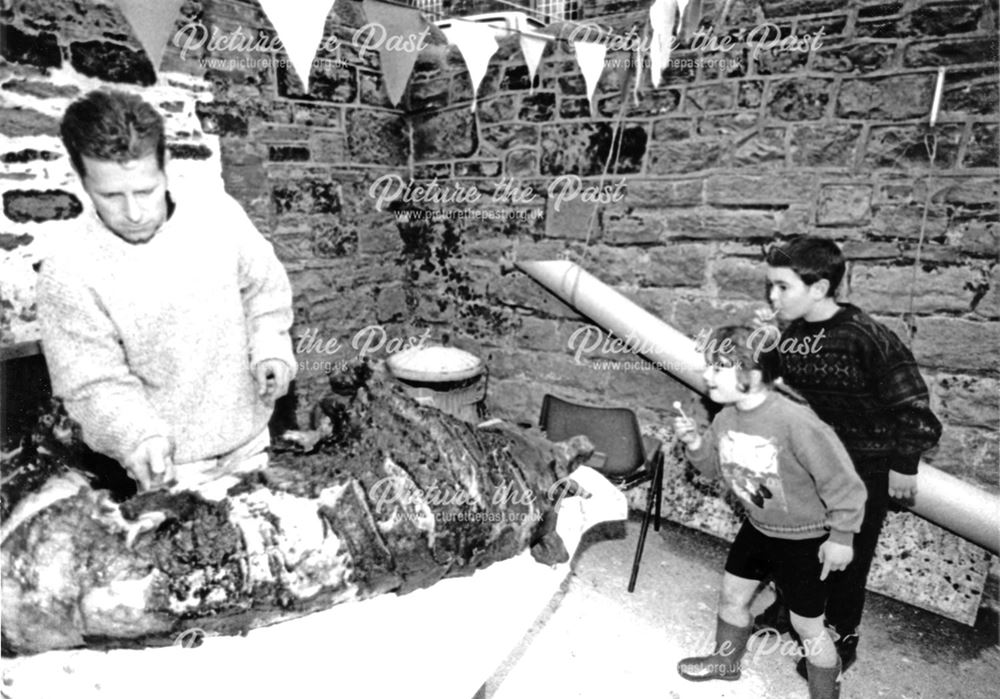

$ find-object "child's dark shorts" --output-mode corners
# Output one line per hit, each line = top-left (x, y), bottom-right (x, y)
(724, 521), (829, 619)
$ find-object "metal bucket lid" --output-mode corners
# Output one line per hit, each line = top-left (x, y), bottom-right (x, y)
(386, 346), (484, 382)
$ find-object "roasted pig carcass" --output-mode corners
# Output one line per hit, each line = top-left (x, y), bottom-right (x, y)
(1, 363), (592, 655)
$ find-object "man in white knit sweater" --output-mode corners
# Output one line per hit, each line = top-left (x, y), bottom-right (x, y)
(38, 90), (296, 491)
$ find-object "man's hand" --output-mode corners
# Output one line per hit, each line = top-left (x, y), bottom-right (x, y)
(253, 359), (292, 402)
(818, 540), (853, 581)
(889, 470), (918, 505)
(124, 436), (175, 491)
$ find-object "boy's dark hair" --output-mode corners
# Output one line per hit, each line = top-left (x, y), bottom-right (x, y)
(703, 325), (780, 393)
(765, 236), (845, 297)
(60, 90), (165, 177)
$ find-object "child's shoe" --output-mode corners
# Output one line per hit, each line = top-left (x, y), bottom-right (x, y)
(677, 617), (752, 682)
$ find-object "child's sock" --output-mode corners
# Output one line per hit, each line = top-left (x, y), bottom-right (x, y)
(677, 616), (752, 682)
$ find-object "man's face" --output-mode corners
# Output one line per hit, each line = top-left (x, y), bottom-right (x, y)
(79, 153), (167, 244)
(765, 265), (826, 322)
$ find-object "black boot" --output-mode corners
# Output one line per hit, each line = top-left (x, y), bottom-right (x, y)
(678, 617), (752, 682)
(797, 630), (858, 679)
(806, 657), (842, 699)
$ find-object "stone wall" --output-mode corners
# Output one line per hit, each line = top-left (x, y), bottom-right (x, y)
(401, 0), (999, 495)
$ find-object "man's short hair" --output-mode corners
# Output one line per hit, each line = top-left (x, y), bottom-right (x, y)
(60, 89), (165, 177)
(765, 236), (845, 297)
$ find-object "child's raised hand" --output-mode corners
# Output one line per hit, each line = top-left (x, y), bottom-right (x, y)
(672, 402), (700, 448)
(818, 540), (854, 581)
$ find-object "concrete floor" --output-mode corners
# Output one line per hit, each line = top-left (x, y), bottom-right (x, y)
(484, 518), (1000, 699)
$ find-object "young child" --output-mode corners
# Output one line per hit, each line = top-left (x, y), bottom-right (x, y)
(764, 237), (942, 675)
(675, 325), (866, 699)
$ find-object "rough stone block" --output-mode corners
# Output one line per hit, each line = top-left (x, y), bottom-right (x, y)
(811, 41), (897, 73)
(518, 92), (556, 121)
(272, 179), (343, 216)
(767, 78), (832, 121)
(705, 173), (815, 205)
(69, 40), (155, 86)
(0, 149), (60, 164)
(1, 78), (79, 100)
(309, 131), (347, 163)
(0, 25), (61, 68)
(513, 317), (569, 353)
(932, 374), (1000, 430)
(964, 123), (1000, 169)
(850, 264), (982, 314)
(504, 149), (537, 177)
(863, 124), (962, 169)
(817, 185), (872, 225)
(599, 88), (682, 118)
(2, 190), (83, 223)
(646, 245), (710, 287)
(759, 0), (844, 17)
(837, 73), (934, 119)
(196, 102), (250, 137)
(942, 178), (1000, 206)
(480, 124), (538, 153)
(616, 179), (703, 208)
(870, 203), (949, 239)
(0, 107), (60, 137)
(647, 140), (725, 174)
(277, 61), (357, 102)
(167, 144), (212, 161)
(789, 123), (862, 167)
(412, 108), (476, 160)
(498, 273), (585, 321)
(684, 83), (737, 113)
(910, 2), (986, 35)
(943, 78), (999, 115)
(405, 76), (449, 113)
(712, 257), (767, 300)
(540, 122), (645, 176)
(929, 424), (1000, 487)
(904, 37), (1000, 68)
(346, 109), (407, 165)
(910, 316), (1000, 374)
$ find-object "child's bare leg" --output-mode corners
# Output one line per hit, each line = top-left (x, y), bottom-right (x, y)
(718, 572), (759, 626)
(678, 573), (759, 682)
(790, 611), (842, 699)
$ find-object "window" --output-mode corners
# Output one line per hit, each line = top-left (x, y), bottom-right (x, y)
(414, 0), (445, 21)
(534, 0), (581, 22)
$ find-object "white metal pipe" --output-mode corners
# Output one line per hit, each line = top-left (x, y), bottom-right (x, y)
(518, 259), (1000, 555)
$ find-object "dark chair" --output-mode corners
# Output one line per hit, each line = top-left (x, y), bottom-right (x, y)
(538, 394), (664, 592)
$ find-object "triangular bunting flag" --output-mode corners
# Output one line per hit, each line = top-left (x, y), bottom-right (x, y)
(441, 19), (500, 113)
(259, 0), (337, 93)
(649, 0), (678, 88)
(362, 0), (426, 107)
(573, 41), (607, 117)
(519, 32), (549, 94)
(115, 0), (186, 74)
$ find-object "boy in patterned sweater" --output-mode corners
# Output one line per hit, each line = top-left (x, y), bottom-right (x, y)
(763, 236), (942, 675)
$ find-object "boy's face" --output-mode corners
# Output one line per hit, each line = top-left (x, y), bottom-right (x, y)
(702, 359), (744, 405)
(765, 265), (827, 321)
(80, 152), (167, 244)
